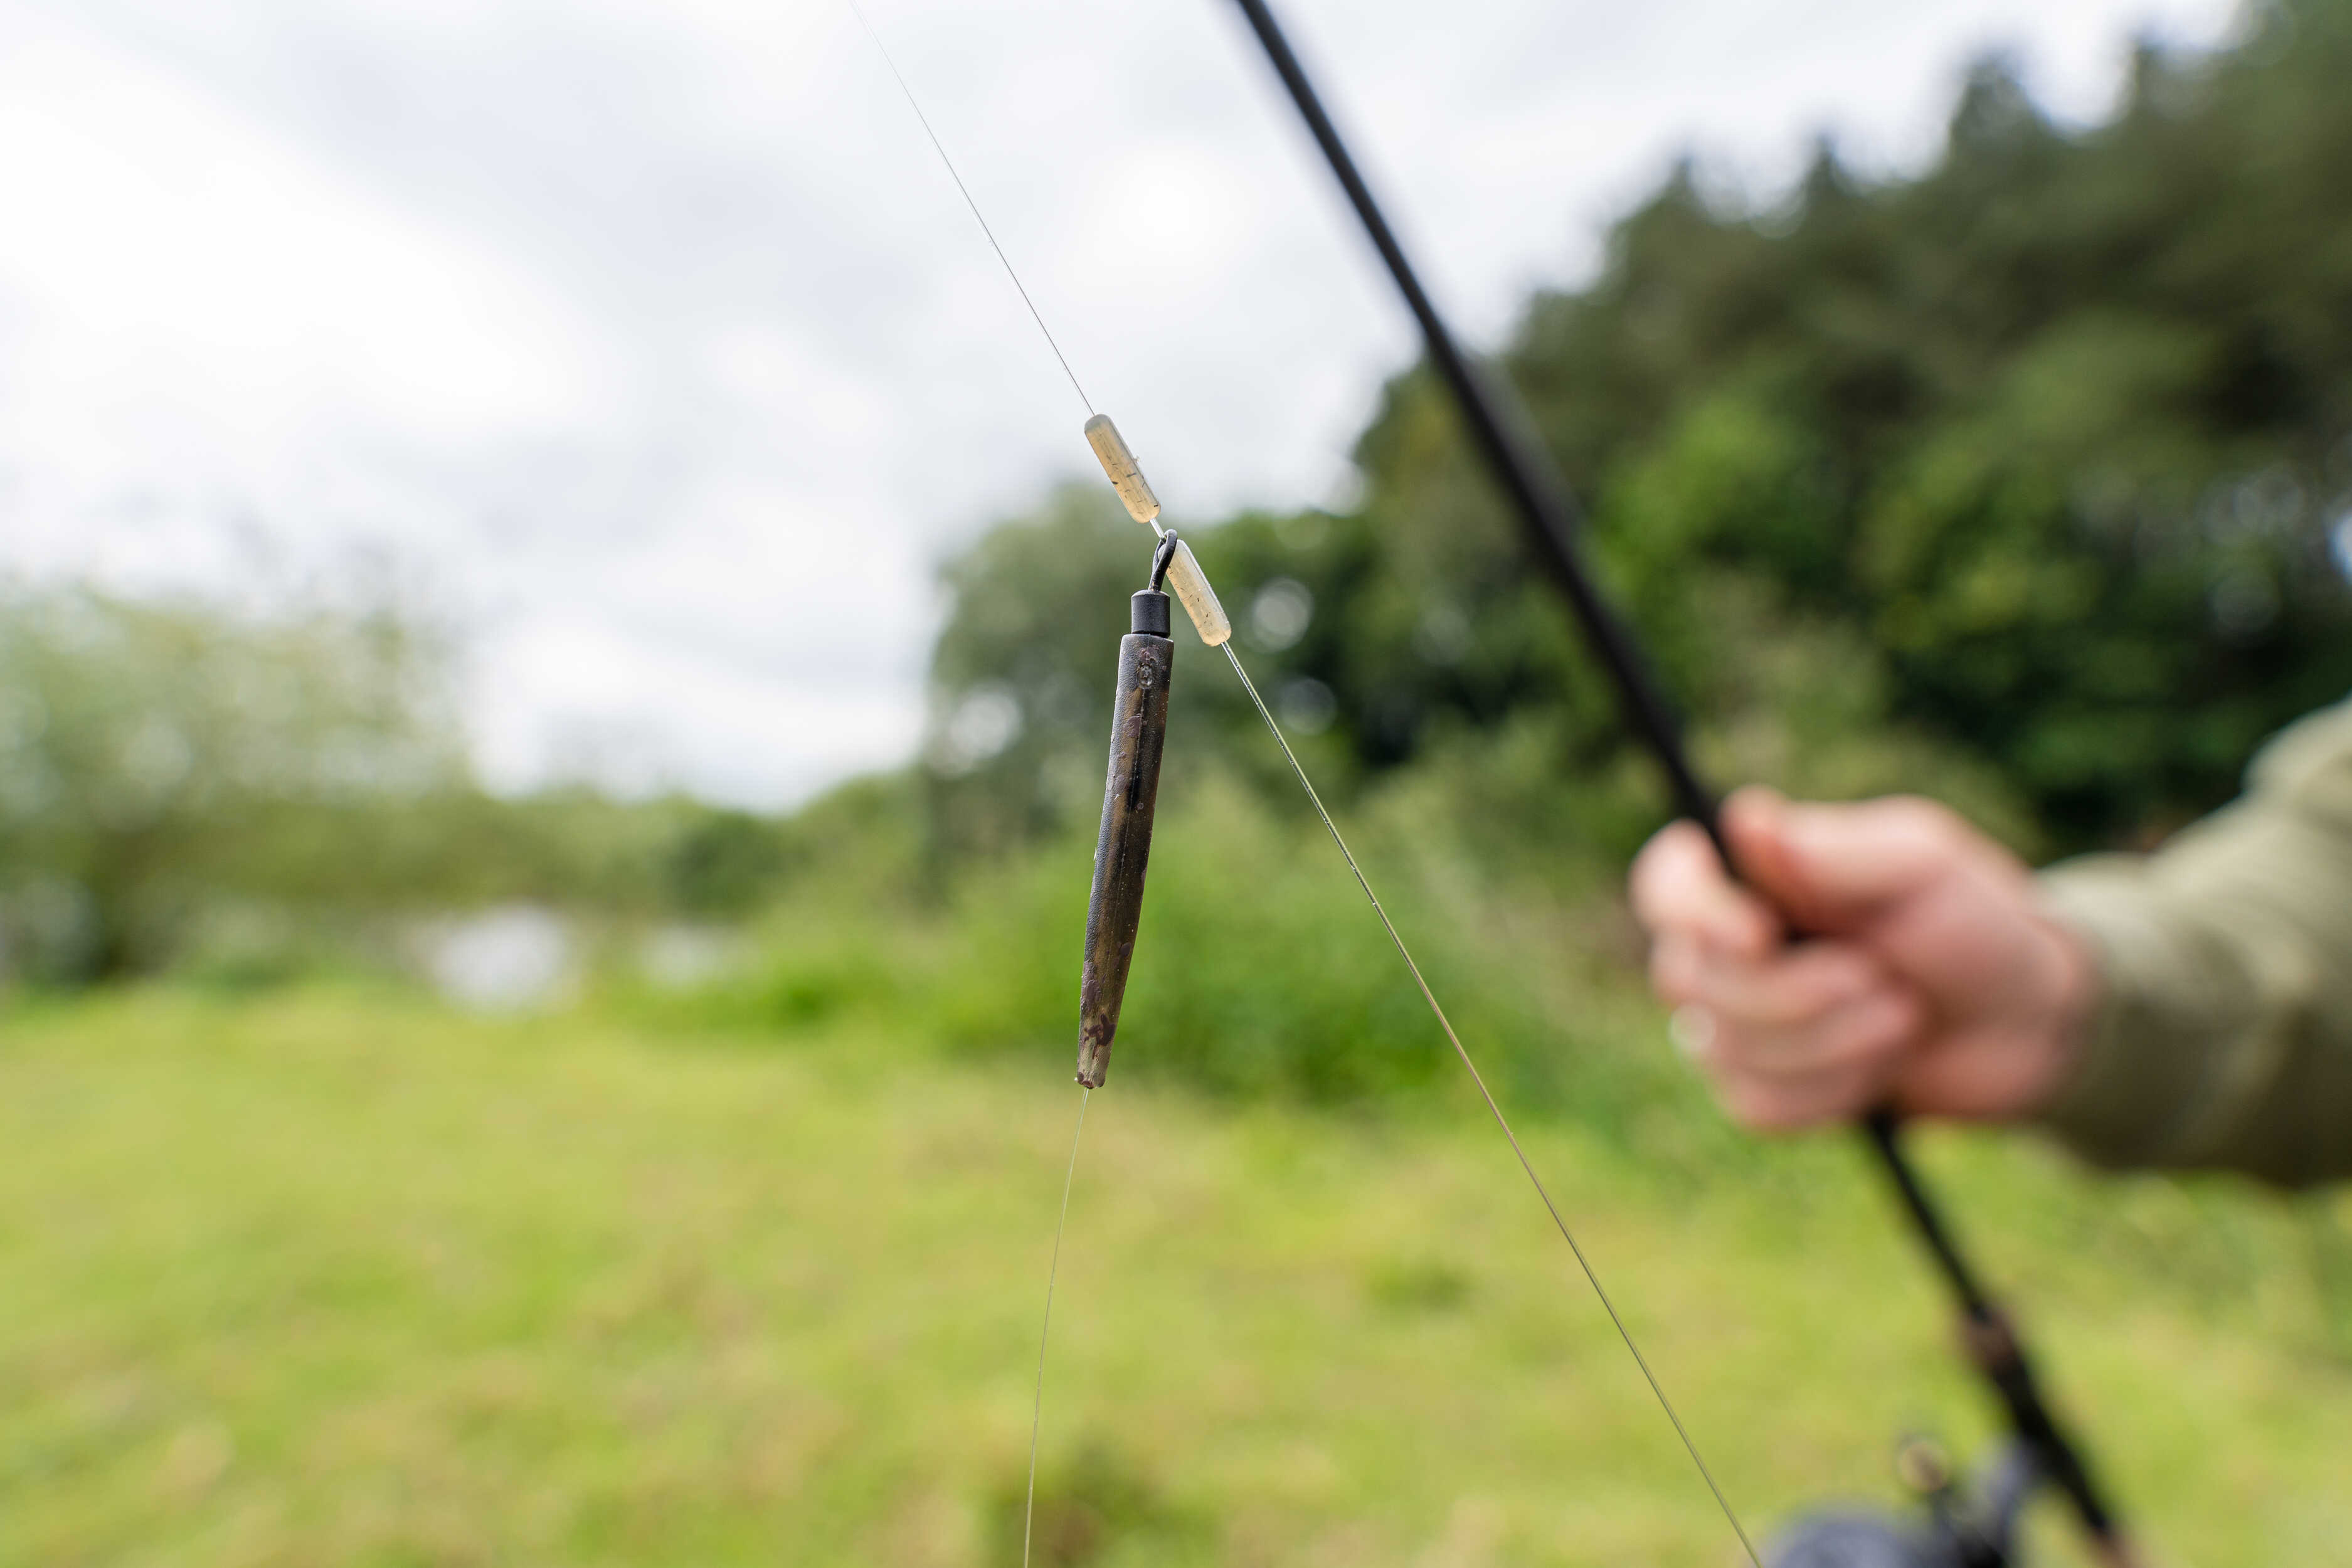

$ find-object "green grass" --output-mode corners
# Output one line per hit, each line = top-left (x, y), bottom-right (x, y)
(0, 989), (2344, 1566)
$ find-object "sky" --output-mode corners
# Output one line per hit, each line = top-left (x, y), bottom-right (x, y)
(0, 0), (2241, 807)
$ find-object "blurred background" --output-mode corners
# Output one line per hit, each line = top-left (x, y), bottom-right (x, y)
(3, 0), (2348, 1563)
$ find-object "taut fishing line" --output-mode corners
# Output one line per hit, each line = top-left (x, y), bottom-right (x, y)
(843, 6), (1759, 1564)
(843, 0), (1094, 417)
(1022, 1087), (1089, 1568)
(1220, 641), (1761, 1567)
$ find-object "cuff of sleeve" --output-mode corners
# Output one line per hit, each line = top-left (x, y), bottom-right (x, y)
(2028, 862), (2227, 1170)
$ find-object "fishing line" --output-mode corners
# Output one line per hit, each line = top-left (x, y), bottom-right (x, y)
(1221, 642), (1762, 1568)
(1022, 1086), (1091, 1568)
(845, 11), (1756, 1563)
(844, 0), (1095, 416)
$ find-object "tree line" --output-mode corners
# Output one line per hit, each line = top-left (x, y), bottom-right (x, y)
(929, 0), (2352, 866)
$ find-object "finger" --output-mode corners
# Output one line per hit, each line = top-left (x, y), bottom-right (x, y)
(1630, 820), (1781, 958)
(1723, 787), (1969, 935)
(1673, 938), (1888, 1030)
(1650, 934), (1705, 1007)
(1890, 1017), (2076, 1121)
(1668, 1004), (1717, 1064)
(1706, 986), (1922, 1084)
(1715, 1061), (1882, 1132)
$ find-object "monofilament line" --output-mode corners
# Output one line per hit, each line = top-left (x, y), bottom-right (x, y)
(1221, 642), (1763, 1568)
(1022, 1085), (1091, 1568)
(844, 0), (1094, 416)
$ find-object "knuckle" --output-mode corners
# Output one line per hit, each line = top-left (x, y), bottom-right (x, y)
(1820, 993), (1916, 1069)
(1888, 795), (1966, 851)
(1774, 965), (1840, 1019)
(1706, 1020), (1766, 1069)
(1764, 964), (1854, 1025)
(1830, 1029), (1901, 1077)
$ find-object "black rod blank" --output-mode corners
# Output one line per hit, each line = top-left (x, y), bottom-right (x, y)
(1220, 0), (2129, 1556)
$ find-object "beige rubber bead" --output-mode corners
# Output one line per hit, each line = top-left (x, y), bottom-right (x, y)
(1083, 414), (1231, 647)
(1084, 413), (1161, 525)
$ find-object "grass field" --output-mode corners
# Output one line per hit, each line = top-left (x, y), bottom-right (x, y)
(0, 988), (2344, 1566)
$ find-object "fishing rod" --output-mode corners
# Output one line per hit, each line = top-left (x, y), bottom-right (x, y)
(1219, 3), (2139, 1565)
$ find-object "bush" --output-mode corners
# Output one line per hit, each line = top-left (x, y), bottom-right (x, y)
(0, 585), (460, 981)
(914, 772), (1696, 1136)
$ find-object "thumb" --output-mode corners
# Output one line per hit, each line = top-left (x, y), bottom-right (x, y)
(1722, 787), (1955, 936)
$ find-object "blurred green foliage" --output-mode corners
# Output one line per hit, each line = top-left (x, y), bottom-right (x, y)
(12, 3), (2352, 1133)
(0, 585), (458, 980)
(930, 0), (2352, 863)
(659, 770), (1739, 1150)
(0, 585), (833, 985)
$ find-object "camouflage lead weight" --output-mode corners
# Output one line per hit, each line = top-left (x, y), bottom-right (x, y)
(1076, 535), (1182, 1088)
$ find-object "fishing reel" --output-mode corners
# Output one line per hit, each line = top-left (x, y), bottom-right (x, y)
(1769, 1436), (2043, 1568)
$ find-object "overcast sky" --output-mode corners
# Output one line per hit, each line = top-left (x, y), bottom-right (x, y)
(0, 0), (2238, 806)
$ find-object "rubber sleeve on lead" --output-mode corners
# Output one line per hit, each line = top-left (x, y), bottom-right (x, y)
(1084, 414), (1160, 525)
(1164, 542), (1231, 647)
(1083, 415), (1232, 647)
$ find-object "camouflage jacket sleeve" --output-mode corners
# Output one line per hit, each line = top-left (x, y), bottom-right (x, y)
(2031, 699), (2352, 1187)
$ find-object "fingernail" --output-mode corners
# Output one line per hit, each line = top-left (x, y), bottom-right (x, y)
(1669, 1004), (1717, 1062)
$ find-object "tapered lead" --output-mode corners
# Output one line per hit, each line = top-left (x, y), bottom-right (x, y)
(1076, 534), (1182, 1088)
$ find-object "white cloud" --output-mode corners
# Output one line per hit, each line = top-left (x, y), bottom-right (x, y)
(0, 16), (608, 516)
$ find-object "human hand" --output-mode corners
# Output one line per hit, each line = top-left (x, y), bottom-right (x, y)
(1628, 787), (2097, 1131)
